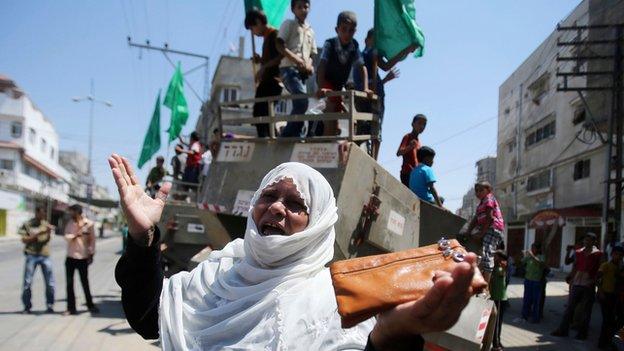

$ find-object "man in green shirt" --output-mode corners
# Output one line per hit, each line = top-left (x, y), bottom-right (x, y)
(19, 206), (55, 313)
(145, 156), (166, 197)
(521, 242), (545, 323)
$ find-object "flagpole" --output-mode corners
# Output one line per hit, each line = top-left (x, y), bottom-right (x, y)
(250, 30), (258, 85)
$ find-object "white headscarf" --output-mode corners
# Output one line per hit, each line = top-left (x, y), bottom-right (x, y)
(160, 162), (374, 350)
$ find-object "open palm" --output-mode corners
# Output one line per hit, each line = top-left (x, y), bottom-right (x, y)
(108, 154), (170, 241)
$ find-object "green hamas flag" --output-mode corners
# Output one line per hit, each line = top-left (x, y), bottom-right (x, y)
(244, 0), (289, 27)
(164, 62), (189, 143)
(138, 91), (162, 169)
(374, 0), (425, 60)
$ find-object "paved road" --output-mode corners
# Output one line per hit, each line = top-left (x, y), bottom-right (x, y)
(0, 233), (158, 351)
(0, 232), (610, 351)
(500, 275), (605, 351)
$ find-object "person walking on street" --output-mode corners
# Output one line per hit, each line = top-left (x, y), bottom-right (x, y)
(19, 205), (56, 314)
(552, 232), (602, 340)
(597, 245), (624, 349)
(396, 114), (426, 187)
(64, 204), (99, 315)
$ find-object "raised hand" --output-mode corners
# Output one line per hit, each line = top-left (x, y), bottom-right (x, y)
(370, 253), (486, 349)
(387, 67), (400, 81)
(108, 154), (171, 244)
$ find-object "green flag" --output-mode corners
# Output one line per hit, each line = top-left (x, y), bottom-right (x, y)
(138, 91), (161, 169)
(164, 62), (189, 143)
(374, 0), (425, 60)
(244, 0), (289, 28)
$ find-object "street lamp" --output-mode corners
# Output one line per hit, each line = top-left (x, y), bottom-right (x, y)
(71, 79), (112, 205)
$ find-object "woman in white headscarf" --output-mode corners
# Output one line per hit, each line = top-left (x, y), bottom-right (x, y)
(109, 154), (482, 351)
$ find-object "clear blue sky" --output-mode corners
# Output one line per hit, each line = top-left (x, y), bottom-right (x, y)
(0, 0), (580, 211)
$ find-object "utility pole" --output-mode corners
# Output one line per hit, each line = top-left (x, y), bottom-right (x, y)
(556, 23), (624, 245)
(127, 37), (210, 103)
(72, 79), (113, 210)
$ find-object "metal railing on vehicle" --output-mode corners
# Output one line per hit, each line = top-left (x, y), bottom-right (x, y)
(218, 90), (379, 143)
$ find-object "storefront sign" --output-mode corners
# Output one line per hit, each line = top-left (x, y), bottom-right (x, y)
(217, 142), (255, 162)
(290, 143), (339, 168)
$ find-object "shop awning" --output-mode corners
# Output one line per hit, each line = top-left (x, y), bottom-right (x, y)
(68, 194), (119, 209)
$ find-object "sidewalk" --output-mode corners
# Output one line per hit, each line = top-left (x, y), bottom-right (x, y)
(500, 275), (603, 351)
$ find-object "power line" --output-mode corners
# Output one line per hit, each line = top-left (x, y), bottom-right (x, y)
(430, 115), (497, 146)
(119, 0), (133, 35)
(142, 0), (151, 38)
(209, 1), (235, 59)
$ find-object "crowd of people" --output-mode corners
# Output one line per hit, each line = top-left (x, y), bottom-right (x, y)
(246, 0), (416, 146)
(394, 107), (623, 349)
(19, 204), (100, 315)
(143, 130), (222, 199)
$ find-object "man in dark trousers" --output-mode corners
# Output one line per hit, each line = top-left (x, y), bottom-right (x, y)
(552, 232), (603, 340)
(245, 8), (283, 137)
(63, 204), (99, 315)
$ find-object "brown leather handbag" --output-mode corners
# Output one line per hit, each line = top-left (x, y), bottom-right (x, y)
(330, 238), (486, 328)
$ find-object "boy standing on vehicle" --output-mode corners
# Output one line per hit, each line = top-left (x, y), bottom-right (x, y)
(246, 8), (283, 137)
(408, 146), (443, 208)
(316, 11), (370, 136)
(277, 0), (317, 137)
(397, 114), (427, 186)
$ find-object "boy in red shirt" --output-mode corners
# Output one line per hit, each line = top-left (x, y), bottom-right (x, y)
(396, 114), (427, 186)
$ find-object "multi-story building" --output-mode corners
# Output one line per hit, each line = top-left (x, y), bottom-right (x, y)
(0, 75), (71, 236)
(456, 157), (497, 220)
(495, 0), (624, 270)
(195, 54), (256, 144)
(59, 149), (113, 203)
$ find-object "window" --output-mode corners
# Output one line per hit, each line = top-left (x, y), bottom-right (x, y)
(527, 169), (551, 192)
(573, 159), (590, 180)
(50, 147), (55, 159)
(528, 73), (550, 105)
(507, 139), (516, 153)
(221, 88), (239, 102)
(40, 138), (47, 153)
(526, 120), (555, 148)
(573, 107), (586, 125)
(28, 128), (36, 144)
(0, 159), (14, 170)
(10, 122), (22, 138)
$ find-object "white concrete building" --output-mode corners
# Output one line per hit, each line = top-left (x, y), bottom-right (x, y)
(494, 0), (624, 271)
(59, 149), (113, 201)
(456, 157), (497, 220)
(0, 75), (71, 236)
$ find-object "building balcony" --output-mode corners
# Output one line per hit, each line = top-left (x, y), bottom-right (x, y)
(0, 170), (69, 203)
